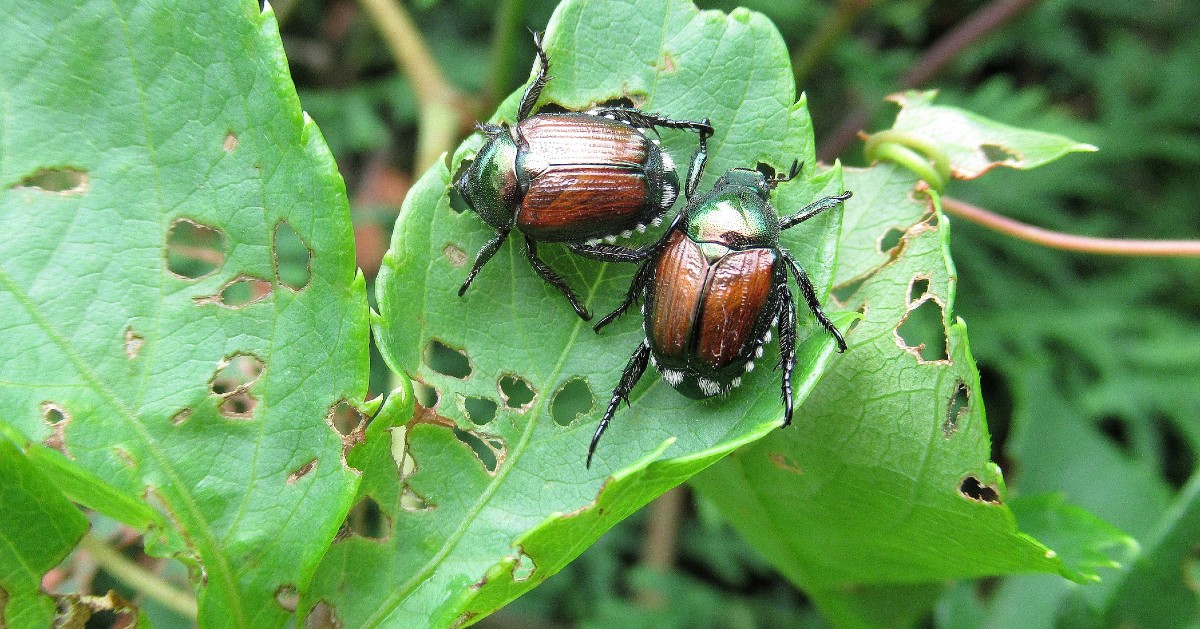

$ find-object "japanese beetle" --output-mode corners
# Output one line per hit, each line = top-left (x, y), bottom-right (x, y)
(454, 32), (713, 320)
(586, 163), (851, 466)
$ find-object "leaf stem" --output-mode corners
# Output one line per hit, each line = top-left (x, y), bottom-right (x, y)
(77, 533), (199, 619)
(485, 0), (528, 111)
(942, 196), (1200, 257)
(357, 0), (468, 172)
(819, 0), (1042, 161)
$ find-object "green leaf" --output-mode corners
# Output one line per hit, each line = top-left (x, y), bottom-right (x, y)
(1008, 493), (1136, 583)
(0, 436), (88, 629)
(689, 165), (1087, 626)
(0, 2), (369, 626)
(327, 0), (847, 624)
(880, 90), (1098, 180)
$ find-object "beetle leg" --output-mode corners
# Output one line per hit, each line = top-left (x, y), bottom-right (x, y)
(524, 236), (592, 321)
(567, 242), (650, 262)
(459, 229), (510, 297)
(779, 191), (852, 231)
(517, 31), (551, 123)
(782, 251), (847, 352)
(588, 339), (651, 468)
(777, 284), (798, 427)
(593, 255), (654, 333)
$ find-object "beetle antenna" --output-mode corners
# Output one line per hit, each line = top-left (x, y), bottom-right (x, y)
(767, 160), (803, 189)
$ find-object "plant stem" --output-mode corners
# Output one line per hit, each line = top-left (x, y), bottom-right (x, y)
(942, 197), (1200, 256)
(357, 0), (468, 172)
(792, 0), (874, 88)
(485, 0), (528, 111)
(819, 0), (1042, 161)
(635, 485), (686, 609)
(77, 533), (199, 619)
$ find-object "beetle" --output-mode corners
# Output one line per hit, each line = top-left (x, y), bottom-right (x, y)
(454, 32), (712, 320)
(586, 162), (851, 467)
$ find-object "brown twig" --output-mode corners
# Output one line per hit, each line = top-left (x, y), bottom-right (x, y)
(634, 485), (687, 609)
(942, 196), (1200, 257)
(819, 0), (1042, 161)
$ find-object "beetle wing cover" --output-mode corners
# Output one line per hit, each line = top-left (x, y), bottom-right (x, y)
(694, 249), (777, 370)
(518, 165), (650, 240)
(520, 114), (649, 167)
(649, 231), (708, 362)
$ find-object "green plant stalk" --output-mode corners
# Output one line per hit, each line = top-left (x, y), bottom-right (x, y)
(486, 0), (529, 111)
(77, 534), (199, 619)
(792, 0), (874, 88)
(358, 0), (465, 172)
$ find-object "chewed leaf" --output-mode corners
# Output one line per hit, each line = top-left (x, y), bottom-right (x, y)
(321, 0), (847, 625)
(885, 90), (1097, 179)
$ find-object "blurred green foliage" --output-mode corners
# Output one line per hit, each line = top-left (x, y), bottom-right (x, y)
(283, 0), (1200, 626)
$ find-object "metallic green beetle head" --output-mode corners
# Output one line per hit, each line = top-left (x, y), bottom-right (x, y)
(455, 124), (521, 230)
(685, 168), (782, 253)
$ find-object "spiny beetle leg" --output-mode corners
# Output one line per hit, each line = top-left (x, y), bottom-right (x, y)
(460, 229), (510, 297)
(777, 284), (798, 427)
(517, 31), (551, 122)
(782, 250), (847, 352)
(588, 339), (651, 467)
(780, 191), (852, 230)
(567, 242), (650, 262)
(524, 236), (592, 321)
(593, 256), (654, 333)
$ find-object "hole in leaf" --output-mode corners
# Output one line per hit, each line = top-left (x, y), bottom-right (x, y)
(832, 274), (868, 305)
(512, 548), (535, 581)
(400, 485), (433, 511)
(448, 159), (473, 214)
(287, 459), (317, 484)
(327, 401), (365, 438)
(498, 374), (535, 409)
(210, 353), (264, 420)
(945, 380), (969, 437)
(42, 402), (70, 455)
(198, 275), (272, 308)
(595, 96), (638, 110)
(15, 167), (88, 194)
(274, 220), (311, 291)
(413, 380), (439, 408)
(879, 227), (904, 254)
(909, 276), (930, 304)
(896, 298), (949, 362)
(123, 328), (144, 359)
(444, 244), (468, 268)
(345, 496), (389, 541)
(551, 378), (593, 426)
(959, 476), (1001, 504)
(453, 427), (501, 473)
(981, 143), (1018, 163)
(389, 426), (417, 480)
(1097, 415), (1132, 455)
(425, 340), (471, 379)
(274, 584), (297, 612)
(166, 219), (226, 279)
(223, 131), (238, 153)
(304, 601), (340, 629)
(463, 396), (497, 425)
(845, 304), (866, 335)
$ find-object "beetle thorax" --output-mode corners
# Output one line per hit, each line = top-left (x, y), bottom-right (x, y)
(685, 188), (780, 257)
(458, 131), (521, 229)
